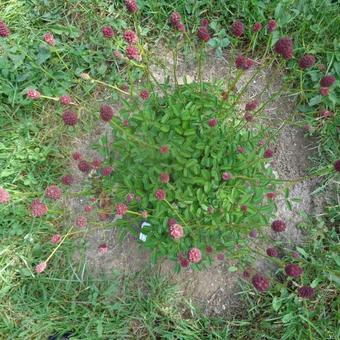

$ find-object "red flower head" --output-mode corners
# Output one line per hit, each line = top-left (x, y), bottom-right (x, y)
(298, 286), (315, 299)
(60, 95), (72, 105)
(91, 158), (102, 169)
(243, 268), (252, 279)
(320, 87), (329, 96)
(35, 262), (47, 274)
(124, 0), (138, 13)
(266, 192), (276, 200)
(298, 54), (315, 69)
(27, 89), (41, 100)
(0, 20), (10, 37)
(178, 254), (190, 268)
(170, 12), (181, 27)
(76, 216), (87, 228)
(126, 45), (141, 61)
(180, 258), (190, 267)
(176, 23), (185, 32)
(188, 247), (202, 263)
(244, 113), (254, 122)
(285, 264), (303, 277)
(160, 172), (170, 183)
(126, 193), (134, 203)
(31, 199), (48, 217)
(216, 253), (225, 261)
(249, 229), (257, 238)
(113, 50), (123, 60)
(168, 218), (177, 227)
(116, 203), (128, 216)
(201, 18), (209, 27)
(266, 247), (279, 257)
(101, 166), (113, 176)
(321, 110), (333, 118)
(100, 104), (114, 122)
(44, 32), (55, 46)
(245, 99), (260, 111)
(169, 12), (185, 31)
(169, 223), (184, 239)
(0, 188), (10, 204)
(197, 25), (210, 42)
(271, 219), (286, 232)
(63, 110), (78, 126)
(140, 89), (149, 100)
(231, 20), (244, 37)
(241, 204), (248, 212)
(155, 189), (166, 200)
(246, 59), (255, 69)
(208, 118), (218, 127)
(78, 160), (92, 173)
(292, 251), (300, 259)
(275, 37), (293, 60)
(123, 30), (138, 44)
(72, 152), (82, 161)
(123, 119), (129, 127)
(222, 172), (231, 181)
(102, 26), (115, 38)
(252, 273), (270, 292)
(235, 55), (254, 70)
(160, 145), (169, 154)
(334, 160), (340, 172)
(320, 75), (336, 87)
(45, 185), (62, 200)
(264, 149), (273, 158)
(253, 22), (262, 32)
(206, 245), (213, 253)
(84, 205), (93, 213)
(267, 19), (277, 32)
(51, 234), (62, 244)
(235, 55), (246, 68)
(98, 243), (108, 254)
(238, 146), (245, 154)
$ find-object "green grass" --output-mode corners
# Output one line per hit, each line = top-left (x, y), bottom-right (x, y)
(238, 223), (340, 340)
(0, 0), (339, 338)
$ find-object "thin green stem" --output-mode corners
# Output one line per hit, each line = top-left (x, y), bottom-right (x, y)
(90, 78), (130, 96)
(54, 49), (71, 71)
(45, 227), (73, 263)
(164, 199), (188, 227)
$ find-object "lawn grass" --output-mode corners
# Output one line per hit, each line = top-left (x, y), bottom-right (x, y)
(0, 0), (339, 338)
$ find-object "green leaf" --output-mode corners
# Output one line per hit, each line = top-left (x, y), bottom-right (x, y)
(282, 313), (293, 323)
(228, 266), (238, 272)
(311, 278), (321, 288)
(296, 246), (308, 257)
(272, 297), (281, 311)
(220, 37), (230, 48)
(308, 95), (322, 106)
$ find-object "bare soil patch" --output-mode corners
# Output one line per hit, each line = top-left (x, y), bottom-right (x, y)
(66, 48), (321, 316)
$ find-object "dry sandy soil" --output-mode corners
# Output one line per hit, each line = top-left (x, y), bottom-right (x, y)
(65, 47), (323, 316)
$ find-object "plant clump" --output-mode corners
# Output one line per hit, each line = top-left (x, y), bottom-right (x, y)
(98, 83), (278, 267)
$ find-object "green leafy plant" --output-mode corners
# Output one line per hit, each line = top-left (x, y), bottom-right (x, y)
(96, 79), (281, 268)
